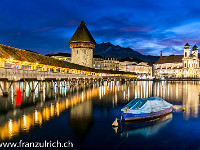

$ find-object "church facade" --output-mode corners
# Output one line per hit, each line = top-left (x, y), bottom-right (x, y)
(153, 42), (199, 78)
(69, 21), (95, 68)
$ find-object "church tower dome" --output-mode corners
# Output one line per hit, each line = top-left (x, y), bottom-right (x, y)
(69, 21), (95, 68)
(192, 43), (198, 51)
(192, 42), (198, 57)
(184, 42), (190, 49)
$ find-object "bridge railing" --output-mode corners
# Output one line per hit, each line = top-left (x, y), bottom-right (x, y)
(0, 67), (99, 80)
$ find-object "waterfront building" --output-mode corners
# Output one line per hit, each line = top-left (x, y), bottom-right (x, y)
(46, 53), (71, 62)
(93, 56), (119, 71)
(153, 42), (199, 78)
(93, 55), (104, 69)
(69, 21), (95, 68)
(119, 57), (142, 72)
(103, 57), (119, 71)
(134, 62), (152, 79)
(119, 57), (152, 79)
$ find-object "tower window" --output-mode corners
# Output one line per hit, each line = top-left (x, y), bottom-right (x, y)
(77, 50), (78, 54)
(185, 63), (186, 67)
(185, 52), (187, 57)
(84, 50), (86, 54)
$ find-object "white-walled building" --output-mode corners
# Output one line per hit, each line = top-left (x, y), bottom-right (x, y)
(133, 62), (152, 78)
(119, 57), (152, 79)
(153, 42), (199, 78)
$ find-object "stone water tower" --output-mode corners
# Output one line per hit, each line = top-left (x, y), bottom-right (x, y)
(69, 21), (96, 68)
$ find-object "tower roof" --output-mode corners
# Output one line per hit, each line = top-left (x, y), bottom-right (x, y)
(184, 40), (190, 49)
(184, 41), (190, 49)
(192, 43), (198, 51)
(69, 21), (95, 44)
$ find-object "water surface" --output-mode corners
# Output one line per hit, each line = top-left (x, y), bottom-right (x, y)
(0, 81), (200, 149)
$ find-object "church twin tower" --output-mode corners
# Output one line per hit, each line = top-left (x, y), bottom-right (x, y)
(69, 21), (95, 68)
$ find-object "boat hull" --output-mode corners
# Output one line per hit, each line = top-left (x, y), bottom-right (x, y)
(122, 107), (172, 121)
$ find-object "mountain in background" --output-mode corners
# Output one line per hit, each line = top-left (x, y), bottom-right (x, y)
(93, 42), (160, 63)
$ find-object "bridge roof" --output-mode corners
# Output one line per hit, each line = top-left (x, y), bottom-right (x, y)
(0, 44), (136, 75)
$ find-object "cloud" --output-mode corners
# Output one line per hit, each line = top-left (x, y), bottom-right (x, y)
(0, 0), (200, 56)
(119, 26), (153, 32)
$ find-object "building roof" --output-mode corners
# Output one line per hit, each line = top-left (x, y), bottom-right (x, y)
(154, 55), (183, 64)
(192, 44), (198, 51)
(46, 53), (71, 57)
(185, 42), (190, 46)
(69, 21), (95, 44)
(184, 42), (190, 49)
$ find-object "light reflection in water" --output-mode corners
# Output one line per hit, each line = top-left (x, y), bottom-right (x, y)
(0, 81), (199, 141)
(69, 100), (93, 141)
(120, 113), (173, 138)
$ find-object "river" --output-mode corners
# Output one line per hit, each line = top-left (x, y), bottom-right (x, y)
(0, 81), (200, 149)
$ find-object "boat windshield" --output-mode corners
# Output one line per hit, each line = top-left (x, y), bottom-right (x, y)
(123, 98), (147, 110)
(129, 99), (147, 110)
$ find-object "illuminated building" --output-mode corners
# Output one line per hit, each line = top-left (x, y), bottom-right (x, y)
(103, 57), (119, 71)
(69, 21), (95, 68)
(93, 56), (119, 71)
(119, 57), (152, 79)
(93, 55), (104, 69)
(153, 42), (199, 78)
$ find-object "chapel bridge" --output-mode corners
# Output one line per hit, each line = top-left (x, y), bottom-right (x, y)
(0, 44), (136, 96)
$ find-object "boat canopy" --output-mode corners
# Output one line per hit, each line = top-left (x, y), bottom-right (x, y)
(121, 97), (172, 114)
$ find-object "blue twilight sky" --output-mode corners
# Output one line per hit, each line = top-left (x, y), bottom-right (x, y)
(0, 0), (200, 56)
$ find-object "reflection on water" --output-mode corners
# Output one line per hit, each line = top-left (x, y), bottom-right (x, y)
(69, 100), (93, 141)
(120, 113), (173, 138)
(0, 81), (199, 141)
(153, 81), (200, 119)
(0, 81), (99, 141)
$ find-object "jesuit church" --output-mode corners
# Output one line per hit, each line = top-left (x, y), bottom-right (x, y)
(153, 42), (199, 78)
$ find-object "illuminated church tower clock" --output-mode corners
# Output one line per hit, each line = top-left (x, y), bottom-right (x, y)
(69, 21), (96, 68)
